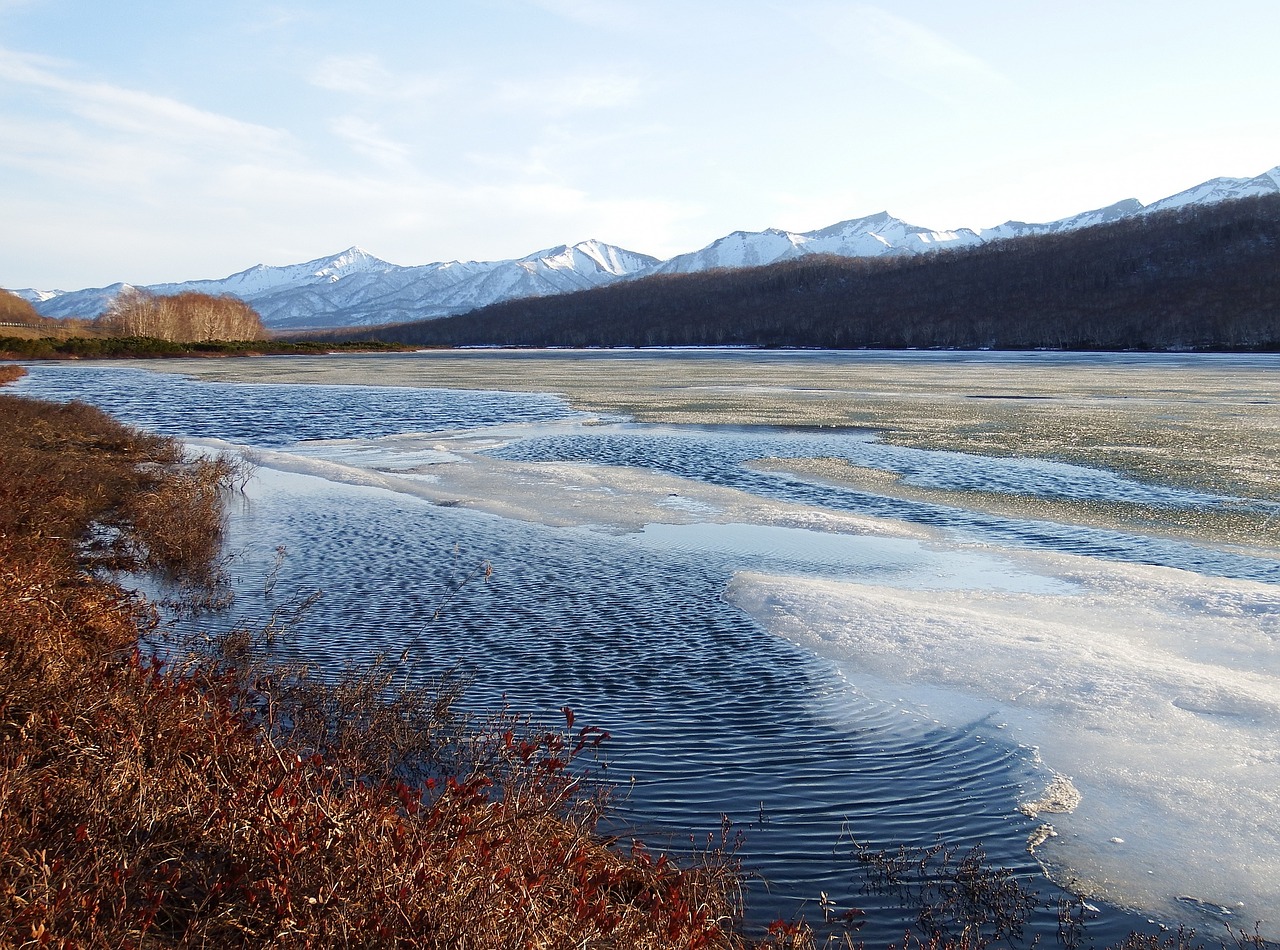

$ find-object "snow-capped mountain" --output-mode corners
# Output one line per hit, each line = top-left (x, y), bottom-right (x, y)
(649, 212), (985, 275)
(977, 198), (1146, 243)
(17, 164), (1280, 330)
(226, 240), (660, 330)
(1139, 165), (1280, 214)
(23, 240), (659, 330)
(654, 166), (1280, 274)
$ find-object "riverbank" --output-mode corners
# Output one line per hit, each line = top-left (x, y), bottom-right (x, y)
(0, 367), (771, 948)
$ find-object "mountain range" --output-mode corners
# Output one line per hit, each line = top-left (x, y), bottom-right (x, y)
(16, 165), (1280, 331)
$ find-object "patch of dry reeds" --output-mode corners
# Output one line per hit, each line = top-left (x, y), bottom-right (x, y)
(0, 390), (777, 948)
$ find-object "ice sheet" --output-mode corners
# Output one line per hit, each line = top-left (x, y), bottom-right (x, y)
(726, 555), (1280, 934)
(201, 438), (926, 539)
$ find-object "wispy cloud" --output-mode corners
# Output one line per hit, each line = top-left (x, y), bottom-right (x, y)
(308, 53), (447, 101)
(309, 54), (394, 94)
(0, 47), (289, 152)
(526, 0), (645, 31)
(793, 3), (1007, 99)
(329, 115), (412, 168)
(492, 71), (642, 115)
(242, 5), (317, 34)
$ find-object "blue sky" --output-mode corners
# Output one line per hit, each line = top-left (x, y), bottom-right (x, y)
(3, 0), (1279, 289)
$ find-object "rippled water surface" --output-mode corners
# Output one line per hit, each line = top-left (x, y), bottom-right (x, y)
(215, 468), (1065, 940)
(13, 362), (580, 444)
(15, 359), (1278, 942)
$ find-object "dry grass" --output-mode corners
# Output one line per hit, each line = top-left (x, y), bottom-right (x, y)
(0, 384), (781, 948)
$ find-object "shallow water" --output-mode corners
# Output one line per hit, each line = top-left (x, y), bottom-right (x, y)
(14, 359), (1280, 941)
(213, 467), (1067, 940)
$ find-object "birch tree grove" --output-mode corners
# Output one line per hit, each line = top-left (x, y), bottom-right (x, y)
(96, 289), (267, 342)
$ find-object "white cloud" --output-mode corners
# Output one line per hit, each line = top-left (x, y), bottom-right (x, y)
(525, 0), (645, 31)
(329, 115), (412, 168)
(242, 5), (317, 34)
(308, 53), (448, 101)
(0, 47), (290, 154)
(793, 3), (1007, 99)
(309, 54), (394, 94)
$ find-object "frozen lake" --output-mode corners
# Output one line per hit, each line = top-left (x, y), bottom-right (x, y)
(14, 350), (1280, 942)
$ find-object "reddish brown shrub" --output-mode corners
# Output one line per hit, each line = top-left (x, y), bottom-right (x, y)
(0, 393), (778, 949)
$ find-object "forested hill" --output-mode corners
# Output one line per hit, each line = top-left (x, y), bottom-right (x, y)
(333, 194), (1280, 350)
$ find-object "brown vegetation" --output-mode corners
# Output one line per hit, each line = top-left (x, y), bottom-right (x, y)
(1, 289), (40, 323)
(0, 383), (774, 948)
(1, 290), (64, 334)
(94, 288), (267, 342)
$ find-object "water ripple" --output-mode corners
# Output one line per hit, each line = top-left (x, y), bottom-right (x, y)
(197, 469), (1149, 942)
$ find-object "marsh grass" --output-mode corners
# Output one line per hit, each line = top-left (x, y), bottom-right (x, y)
(0, 384), (764, 948)
(847, 838), (1275, 950)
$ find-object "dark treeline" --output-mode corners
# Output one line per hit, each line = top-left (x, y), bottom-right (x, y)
(326, 194), (1280, 350)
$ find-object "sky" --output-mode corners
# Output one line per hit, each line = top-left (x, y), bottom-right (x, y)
(2, 0), (1279, 291)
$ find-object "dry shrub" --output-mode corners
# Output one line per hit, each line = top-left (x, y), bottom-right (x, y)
(0, 362), (25, 385)
(0, 392), (777, 949)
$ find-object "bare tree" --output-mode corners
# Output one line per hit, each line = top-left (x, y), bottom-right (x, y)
(96, 289), (267, 342)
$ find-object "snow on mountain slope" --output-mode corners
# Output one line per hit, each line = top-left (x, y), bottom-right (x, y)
(17, 165), (1279, 329)
(650, 212), (986, 276)
(21, 283), (137, 320)
(250, 241), (660, 329)
(24, 241), (660, 330)
(1139, 166), (1280, 215)
(805, 212), (985, 255)
(651, 166), (1278, 280)
(978, 198), (1145, 242)
(650, 229), (808, 274)
(151, 246), (400, 299)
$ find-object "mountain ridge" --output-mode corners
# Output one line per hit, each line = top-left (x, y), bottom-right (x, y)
(15, 164), (1280, 330)
(349, 192), (1280, 353)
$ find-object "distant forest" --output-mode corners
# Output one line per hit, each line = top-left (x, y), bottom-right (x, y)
(327, 194), (1280, 351)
